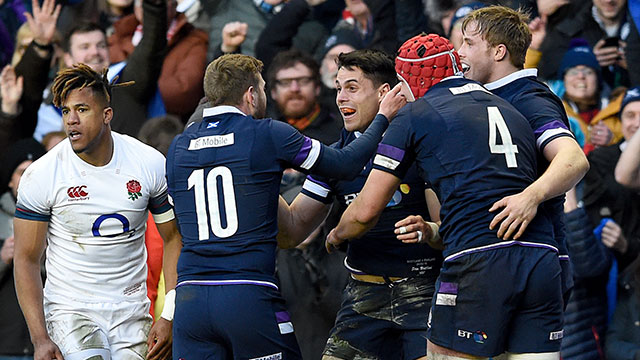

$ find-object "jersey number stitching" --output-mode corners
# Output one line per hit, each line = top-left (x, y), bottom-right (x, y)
(488, 106), (519, 168)
(188, 167), (239, 240)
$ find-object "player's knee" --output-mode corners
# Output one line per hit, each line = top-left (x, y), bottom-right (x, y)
(506, 352), (560, 360)
(64, 348), (111, 360)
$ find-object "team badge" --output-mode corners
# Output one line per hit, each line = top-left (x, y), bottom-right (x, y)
(126, 180), (142, 201)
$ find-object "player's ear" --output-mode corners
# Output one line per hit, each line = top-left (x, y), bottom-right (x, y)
(377, 83), (391, 100)
(245, 85), (256, 107)
(103, 107), (113, 124)
(494, 44), (508, 62)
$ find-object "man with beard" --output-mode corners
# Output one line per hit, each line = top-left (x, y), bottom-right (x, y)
(166, 54), (406, 359)
(267, 48), (343, 145)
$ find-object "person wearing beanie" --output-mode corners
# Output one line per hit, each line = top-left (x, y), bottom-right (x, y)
(616, 87), (640, 187)
(328, 33), (563, 359)
(583, 86), (640, 274)
(0, 138), (45, 359)
(446, 1), (487, 49)
(558, 39), (622, 155)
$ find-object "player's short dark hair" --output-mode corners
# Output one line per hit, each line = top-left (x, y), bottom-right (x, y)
(51, 63), (131, 108)
(204, 54), (263, 107)
(64, 22), (106, 52)
(337, 49), (397, 88)
(461, 6), (531, 69)
(266, 49), (321, 93)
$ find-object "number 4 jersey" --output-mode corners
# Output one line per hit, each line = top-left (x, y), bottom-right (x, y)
(15, 133), (174, 304)
(373, 77), (556, 261)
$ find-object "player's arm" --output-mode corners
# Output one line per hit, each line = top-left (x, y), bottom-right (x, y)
(394, 189), (443, 249)
(615, 127), (640, 188)
(489, 136), (589, 240)
(326, 169), (401, 252)
(146, 217), (180, 360)
(277, 194), (331, 249)
(13, 218), (63, 360)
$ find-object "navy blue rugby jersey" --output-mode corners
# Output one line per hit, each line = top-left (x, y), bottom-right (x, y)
(485, 69), (574, 261)
(301, 131), (443, 279)
(372, 77), (556, 261)
(166, 106), (387, 287)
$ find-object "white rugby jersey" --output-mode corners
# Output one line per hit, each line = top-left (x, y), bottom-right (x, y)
(16, 132), (174, 303)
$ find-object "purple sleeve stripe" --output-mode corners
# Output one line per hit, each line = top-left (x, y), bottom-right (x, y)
(376, 143), (405, 161)
(534, 120), (569, 136)
(292, 137), (313, 166)
(306, 175), (330, 189)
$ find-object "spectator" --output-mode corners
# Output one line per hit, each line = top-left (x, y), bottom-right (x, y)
(109, 0), (208, 121)
(537, 0), (630, 89)
(0, 0), (28, 67)
(626, 0), (639, 86)
(584, 86), (640, 271)
(561, 187), (611, 360)
(446, 1), (487, 49)
(34, 0), (168, 140)
(605, 254), (640, 360)
(266, 49), (342, 144)
(0, 0), (58, 155)
(0, 138), (45, 359)
(615, 88), (640, 187)
(555, 41), (622, 154)
(41, 130), (65, 151)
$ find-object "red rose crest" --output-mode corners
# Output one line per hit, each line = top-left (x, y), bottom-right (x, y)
(127, 180), (142, 201)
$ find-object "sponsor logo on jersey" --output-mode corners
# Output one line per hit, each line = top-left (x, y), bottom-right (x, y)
(549, 329), (563, 340)
(127, 180), (142, 201)
(67, 185), (89, 201)
(188, 133), (234, 150)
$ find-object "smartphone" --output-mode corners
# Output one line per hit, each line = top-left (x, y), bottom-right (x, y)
(603, 36), (619, 48)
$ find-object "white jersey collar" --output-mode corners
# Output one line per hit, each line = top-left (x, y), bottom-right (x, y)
(203, 105), (246, 118)
(484, 68), (538, 91)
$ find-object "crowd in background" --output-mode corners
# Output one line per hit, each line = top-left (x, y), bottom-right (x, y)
(1, 0), (640, 358)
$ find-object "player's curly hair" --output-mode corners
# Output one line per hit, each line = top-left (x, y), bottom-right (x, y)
(51, 63), (133, 108)
(461, 6), (531, 69)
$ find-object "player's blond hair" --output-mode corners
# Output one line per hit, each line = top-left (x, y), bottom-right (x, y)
(461, 6), (531, 69)
(204, 54), (263, 107)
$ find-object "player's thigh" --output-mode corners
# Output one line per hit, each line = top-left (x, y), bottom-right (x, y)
(323, 279), (394, 359)
(507, 250), (563, 354)
(108, 301), (153, 360)
(392, 277), (434, 360)
(173, 285), (229, 360)
(222, 286), (302, 360)
(426, 339), (490, 360)
(427, 250), (522, 358)
(45, 305), (110, 358)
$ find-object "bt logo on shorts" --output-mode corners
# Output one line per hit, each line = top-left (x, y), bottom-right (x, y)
(67, 185), (89, 200)
(458, 329), (488, 344)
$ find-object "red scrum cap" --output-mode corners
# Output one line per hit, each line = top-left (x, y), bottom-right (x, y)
(395, 34), (462, 99)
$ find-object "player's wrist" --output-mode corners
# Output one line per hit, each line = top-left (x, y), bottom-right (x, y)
(160, 289), (176, 321)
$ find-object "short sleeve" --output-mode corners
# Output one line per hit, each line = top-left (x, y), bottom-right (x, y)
(15, 162), (51, 222)
(271, 120), (323, 171)
(144, 146), (174, 223)
(372, 112), (414, 179)
(513, 92), (574, 152)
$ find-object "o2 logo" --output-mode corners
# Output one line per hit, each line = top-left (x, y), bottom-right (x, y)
(92, 214), (133, 237)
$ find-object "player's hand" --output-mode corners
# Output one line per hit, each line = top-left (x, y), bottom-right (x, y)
(221, 21), (248, 53)
(147, 318), (172, 360)
(489, 190), (540, 240)
(590, 122), (613, 147)
(1, 235), (15, 265)
(378, 83), (407, 121)
(394, 215), (441, 247)
(325, 228), (344, 253)
(594, 39), (620, 67)
(601, 220), (628, 254)
(33, 338), (63, 360)
(25, 0), (61, 46)
(1, 64), (24, 115)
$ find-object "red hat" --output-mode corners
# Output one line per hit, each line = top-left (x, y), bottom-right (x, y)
(395, 34), (462, 99)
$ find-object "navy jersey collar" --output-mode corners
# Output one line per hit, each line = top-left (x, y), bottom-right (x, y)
(484, 68), (538, 91)
(203, 105), (246, 119)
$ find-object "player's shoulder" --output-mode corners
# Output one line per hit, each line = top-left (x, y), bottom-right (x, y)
(113, 132), (166, 165)
(25, 139), (69, 176)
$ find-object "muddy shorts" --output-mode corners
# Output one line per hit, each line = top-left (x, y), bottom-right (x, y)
(427, 246), (564, 357)
(323, 276), (436, 360)
(173, 284), (302, 360)
(44, 298), (152, 359)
